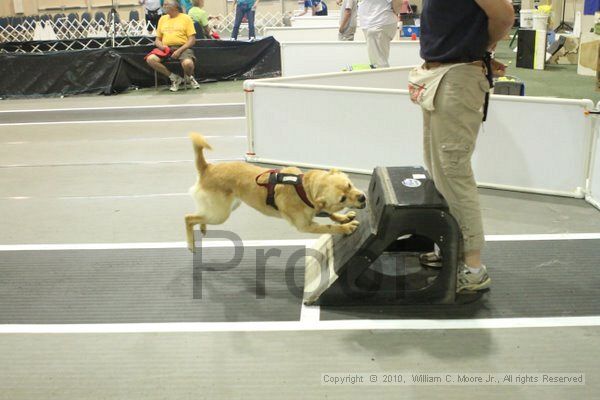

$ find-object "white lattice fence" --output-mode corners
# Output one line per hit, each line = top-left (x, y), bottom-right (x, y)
(1, 11), (284, 44)
(2, 18), (151, 40)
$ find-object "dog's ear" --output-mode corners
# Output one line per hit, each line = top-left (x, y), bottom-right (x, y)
(328, 168), (341, 175)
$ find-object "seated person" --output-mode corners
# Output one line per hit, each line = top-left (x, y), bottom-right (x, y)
(188, 0), (221, 38)
(146, 0), (200, 91)
(297, 0), (328, 16)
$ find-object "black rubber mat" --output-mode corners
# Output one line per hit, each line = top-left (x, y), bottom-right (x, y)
(1, 104), (244, 124)
(1, 240), (599, 324)
(0, 246), (304, 324)
(321, 239), (600, 320)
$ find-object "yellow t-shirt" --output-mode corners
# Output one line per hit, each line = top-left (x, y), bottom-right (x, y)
(157, 13), (196, 47)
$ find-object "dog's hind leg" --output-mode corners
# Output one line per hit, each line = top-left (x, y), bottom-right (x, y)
(185, 214), (208, 253)
(186, 193), (238, 252)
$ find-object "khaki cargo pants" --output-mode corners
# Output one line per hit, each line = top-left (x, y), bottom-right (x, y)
(422, 64), (490, 253)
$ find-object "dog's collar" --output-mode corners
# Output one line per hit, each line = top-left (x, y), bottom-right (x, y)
(255, 169), (314, 211)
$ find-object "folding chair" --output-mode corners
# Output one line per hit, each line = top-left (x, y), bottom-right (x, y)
(129, 10), (140, 22)
(94, 11), (106, 26)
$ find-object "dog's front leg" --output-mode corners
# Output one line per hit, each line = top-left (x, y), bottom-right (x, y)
(288, 215), (359, 235)
(329, 211), (357, 224)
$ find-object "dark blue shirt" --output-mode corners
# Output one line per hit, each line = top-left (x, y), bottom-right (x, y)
(584, 0), (600, 15)
(420, 0), (489, 63)
(304, 0), (328, 16)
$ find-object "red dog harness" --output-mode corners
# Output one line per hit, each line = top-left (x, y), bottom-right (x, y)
(255, 169), (314, 211)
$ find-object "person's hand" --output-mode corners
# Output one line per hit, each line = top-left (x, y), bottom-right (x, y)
(490, 58), (507, 77)
(251, 5), (257, 11)
(171, 49), (182, 59)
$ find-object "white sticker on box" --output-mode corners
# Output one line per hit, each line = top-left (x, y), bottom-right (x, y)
(402, 178), (422, 188)
(413, 174), (426, 180)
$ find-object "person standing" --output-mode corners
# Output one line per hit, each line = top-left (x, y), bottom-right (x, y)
(337, 0), (358, 41)
(180, 0), (193, 13)
(231, 0), (259, 41)
(409, 0), (514, 292)
(358, 0), (402, 68)
(139, 0), (163, 32)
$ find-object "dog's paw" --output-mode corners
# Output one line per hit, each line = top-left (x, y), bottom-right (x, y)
(342, 220), (360, 235)
(187, 237), (196, 253)
(200, 224), (207, 236)
(344, 211), (357, 222)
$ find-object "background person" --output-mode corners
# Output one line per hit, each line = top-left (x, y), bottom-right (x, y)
(411, 0), (514, 291)
(146, 0), (201, 91)
(188, 0), (221, 38)
(358, 0), (402, 68)
(337, 0), (358, 41)
(298, 0), (328, 16)
(180, 0), (193, 12)
(139, 0), (163, 32)
(231, 0), (259, 41)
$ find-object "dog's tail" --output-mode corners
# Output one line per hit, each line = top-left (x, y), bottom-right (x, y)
(189, 132), (212, 174)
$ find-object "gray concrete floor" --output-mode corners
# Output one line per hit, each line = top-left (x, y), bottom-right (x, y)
(1, 83), (599, 399)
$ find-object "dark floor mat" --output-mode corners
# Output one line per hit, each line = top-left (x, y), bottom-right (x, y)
(0, 245), (304, 324)
(1, 239), (599, 324)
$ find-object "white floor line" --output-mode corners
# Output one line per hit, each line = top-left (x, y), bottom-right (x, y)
(300, 304), (321, 323)
(485, 233), (600, 241)
(2, 316), (600, 334)
(0, 157), (244, 169)
(1, 233), (598, 252)
(2, 193), (188, 201)
(0, 103), (245, 113)
(0, 117), (245, 127)
(2, 135), (247, 145)
(58, 193), (189, 200)
(0, 239), (316, 252)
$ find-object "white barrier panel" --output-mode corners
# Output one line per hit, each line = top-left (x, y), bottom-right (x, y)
(291, 16), (341, 28)
(587, 109), (600, 209)
(245, 69), (594, 197)
(280, 41), (422, 76)
(264, 26), (366, 42)
(473, 96), (592, 197)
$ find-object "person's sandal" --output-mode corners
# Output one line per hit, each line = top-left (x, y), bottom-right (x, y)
(419, 251), (442, 268)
